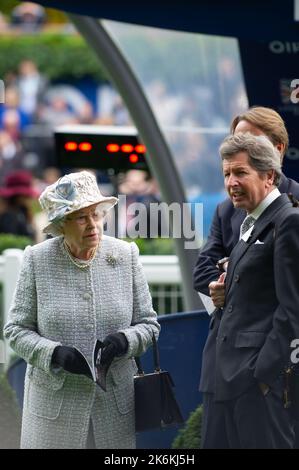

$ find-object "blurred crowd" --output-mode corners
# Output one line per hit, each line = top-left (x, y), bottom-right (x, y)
(0, 3), (248, 243)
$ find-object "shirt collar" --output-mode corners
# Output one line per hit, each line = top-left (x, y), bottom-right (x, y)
(250, 187), (281, 220)
(240, 188), (281, 241)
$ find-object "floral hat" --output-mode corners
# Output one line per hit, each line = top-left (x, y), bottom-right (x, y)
(39, 171), (118, 235)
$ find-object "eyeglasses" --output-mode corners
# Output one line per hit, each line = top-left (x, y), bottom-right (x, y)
(66, 210), (103, 225)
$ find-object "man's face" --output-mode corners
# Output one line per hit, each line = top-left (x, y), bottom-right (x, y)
(234, 119), (284, 158)
(234, 120), (265, 137)
(223, 152), (274, 212)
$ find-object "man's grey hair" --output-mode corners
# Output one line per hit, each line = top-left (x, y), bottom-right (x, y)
(219, 132), (282, 186)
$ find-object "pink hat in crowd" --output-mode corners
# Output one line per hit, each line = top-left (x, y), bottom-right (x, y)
(0, 170), (39, 198)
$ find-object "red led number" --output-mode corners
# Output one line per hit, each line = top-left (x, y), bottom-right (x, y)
(65, 141), (78, 151)
(106, 143), (146, 155)
(135, 145), (146, 153)
(65, 141), (92, 152)
(79, 142), (92, 152)
(129, 154), (139, 163)
(106, 144), (120, 152)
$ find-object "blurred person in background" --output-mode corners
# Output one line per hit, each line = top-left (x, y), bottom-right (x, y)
(17, 60), (48, 120)
(118, 170), (162, 238)
(0, 87), (31, 133)
(0, 130), (24, 184)
(38, 96), (78, 128)
(0, 170), (39, 241)
(10, 2), (47, 31)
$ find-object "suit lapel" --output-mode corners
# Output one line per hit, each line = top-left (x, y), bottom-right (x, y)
(231, 209), (246, 246)
(225, 240), (249, 294)
(225, 194), (291, 295)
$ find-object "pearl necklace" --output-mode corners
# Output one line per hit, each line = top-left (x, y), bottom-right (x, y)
(63, 240), (98, 269)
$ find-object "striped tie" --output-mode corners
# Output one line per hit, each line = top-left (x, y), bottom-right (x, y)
(240, 215), (255, 238)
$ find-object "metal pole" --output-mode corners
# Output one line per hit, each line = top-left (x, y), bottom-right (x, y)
(69, 14), (201, 311)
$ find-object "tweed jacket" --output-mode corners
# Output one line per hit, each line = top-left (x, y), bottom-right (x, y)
(4, 235), (160, 449)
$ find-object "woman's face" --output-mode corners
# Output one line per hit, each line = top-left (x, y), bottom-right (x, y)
(62, 203), (104, 251)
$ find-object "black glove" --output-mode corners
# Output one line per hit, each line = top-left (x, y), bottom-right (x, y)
(100, 333), (128, 366)
(52, 345), (91, 377)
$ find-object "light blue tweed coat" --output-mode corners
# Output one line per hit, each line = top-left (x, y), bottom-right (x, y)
(4, 235), (160, 449)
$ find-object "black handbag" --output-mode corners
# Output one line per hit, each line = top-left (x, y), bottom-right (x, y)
(134, 335), (184, 432)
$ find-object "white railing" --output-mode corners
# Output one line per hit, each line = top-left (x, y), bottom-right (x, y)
(0, 249), (183, 332)
(0, 249), (25, 365)
(136, 256), (184, 314)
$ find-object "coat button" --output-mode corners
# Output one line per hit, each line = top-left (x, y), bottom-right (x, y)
(234, 274), (240, 282)
(83, 293), (91, 300)
(228, 305), (233, 313)
(221, 335), (227, 342)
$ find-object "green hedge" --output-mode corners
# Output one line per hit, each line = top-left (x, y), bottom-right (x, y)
(0, 233), (31, 254)
(0, 29), (237, 85)
(128, 237), (175, 255)
(0, 33), (108, 81)
(172, 405), (202, 449)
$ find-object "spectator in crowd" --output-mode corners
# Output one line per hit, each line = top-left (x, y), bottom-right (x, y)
(0, 87), (31, 133)
(38, 96), (78, 127)
(17, 60), (48, 119)
(0, 131), (24, 184)
(118, 170), (162, 238)
(11, 2), (47, 31)
(0, 170), (39, 241)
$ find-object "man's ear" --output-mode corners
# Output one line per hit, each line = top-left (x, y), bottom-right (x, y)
(266, 169), (275, 187)
(276, 143), (285, 161)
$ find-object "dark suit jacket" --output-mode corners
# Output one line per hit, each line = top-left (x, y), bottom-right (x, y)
(215, 194), (299, 401)
(194, 174), (299, 294)
(196, 174), (299, 393)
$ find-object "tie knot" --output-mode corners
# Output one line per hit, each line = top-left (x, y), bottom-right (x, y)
(240, 215), (255, 238)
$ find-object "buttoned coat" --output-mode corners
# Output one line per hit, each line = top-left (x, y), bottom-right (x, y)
(4, 235), (160, 449)
(194, 174), (299, 393)
(214, 194), (299, 401)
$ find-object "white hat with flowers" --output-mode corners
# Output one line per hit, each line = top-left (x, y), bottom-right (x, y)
(39, 170), (118, 235)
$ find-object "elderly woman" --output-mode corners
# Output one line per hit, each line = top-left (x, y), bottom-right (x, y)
(4, 170), (160, 449)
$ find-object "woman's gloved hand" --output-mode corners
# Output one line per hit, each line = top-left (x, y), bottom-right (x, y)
(100, 333), (128, 366)
(52, 345), (92, 377)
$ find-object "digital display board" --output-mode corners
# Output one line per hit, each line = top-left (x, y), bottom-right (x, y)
(55, 124), (149, 172)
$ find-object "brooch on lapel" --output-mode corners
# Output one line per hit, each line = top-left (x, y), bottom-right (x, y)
(105, 253), (122, 267)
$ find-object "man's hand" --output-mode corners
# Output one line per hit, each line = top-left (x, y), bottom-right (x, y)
(209, 272), (226, 308)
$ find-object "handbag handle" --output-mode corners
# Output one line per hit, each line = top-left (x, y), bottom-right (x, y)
(135, 334), (161, 375)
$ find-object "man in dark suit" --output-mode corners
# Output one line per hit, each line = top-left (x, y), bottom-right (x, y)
(194, 107), (299, 448)
(208, 132), (299, 448)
